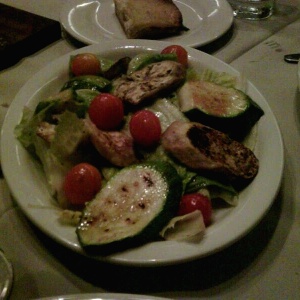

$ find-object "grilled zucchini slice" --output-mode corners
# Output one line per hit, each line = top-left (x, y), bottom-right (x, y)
(76, 161), (183, 252)
(178, 80), (264, 140)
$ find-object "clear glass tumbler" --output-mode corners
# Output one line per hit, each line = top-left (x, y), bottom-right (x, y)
(0, 250), (13, 299)
(228, 0), (275, 20)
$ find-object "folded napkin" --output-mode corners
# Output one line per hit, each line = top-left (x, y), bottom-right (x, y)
(0, 3), (61, 70)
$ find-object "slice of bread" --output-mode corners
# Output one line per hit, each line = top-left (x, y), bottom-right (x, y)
(114, 0), (186, 39)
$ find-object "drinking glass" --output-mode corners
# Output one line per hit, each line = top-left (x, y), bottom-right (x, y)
(0, 249), (13, 299)
(228, 0), (275, 20)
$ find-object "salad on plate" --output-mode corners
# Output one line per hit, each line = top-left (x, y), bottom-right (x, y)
(14, 45), (264, 254)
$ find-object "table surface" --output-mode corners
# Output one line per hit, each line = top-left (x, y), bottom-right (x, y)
(0, 0), (300, 299)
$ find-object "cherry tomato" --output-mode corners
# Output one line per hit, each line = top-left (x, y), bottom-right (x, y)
(161, 45), (188, 67)
(129, 110), (161, 147)
(71, 53), (101, 76)
(88, 93), (124, 130)
(63, 163), (102, 206)
(178, 193), (212, 226)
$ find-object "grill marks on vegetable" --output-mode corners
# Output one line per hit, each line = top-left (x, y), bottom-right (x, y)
(188, 126), (211, 151)
(162, 121), (259, 181)
(76, 162), (183, 249)
(143, 171), (155, 187)
(83, 173), (155, 232)
(187, 125), (258, 179)
(112, 60), (186, 105)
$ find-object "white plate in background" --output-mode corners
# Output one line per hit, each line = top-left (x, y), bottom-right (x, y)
(60, 0), (233, 48)
(1, 40), (284, 266)
(37, 293), (170, 300)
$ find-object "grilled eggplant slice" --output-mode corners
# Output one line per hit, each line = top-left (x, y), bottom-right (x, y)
(162, 121), (259, 182)
(112, 60), (186, 105)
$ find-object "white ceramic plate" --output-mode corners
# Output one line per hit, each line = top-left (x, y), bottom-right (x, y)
(0, 40), (284, 266)
(37, 293), (170, 300)
(60, 0), (233, 48)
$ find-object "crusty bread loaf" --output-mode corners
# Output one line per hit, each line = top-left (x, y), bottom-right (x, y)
(113, 0), (186, 39)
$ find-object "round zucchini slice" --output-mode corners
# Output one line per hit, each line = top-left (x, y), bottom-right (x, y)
(178, 80), (264, 140)
(76, 161), (183, 253)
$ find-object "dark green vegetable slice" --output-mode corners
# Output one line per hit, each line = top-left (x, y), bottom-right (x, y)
(61, 75), (111, 92)
(76, 161), (183, 252)
(102, 57), (131, 80)
(178, 80), (264, 140)
(74, 89), (99, 105)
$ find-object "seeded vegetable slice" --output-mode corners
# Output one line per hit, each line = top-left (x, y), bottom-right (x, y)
(76, 161), (183, 252)
(178, 80), (264, 140)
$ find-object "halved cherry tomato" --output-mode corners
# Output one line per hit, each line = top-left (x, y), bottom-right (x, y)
(63, 163), (102, 206)
(161, 45), (188, 67)
(88, 93), (124, 130)
(129, 110), (162, 148)
(71, 53), (101, 76)
(178, 193), (212, 226)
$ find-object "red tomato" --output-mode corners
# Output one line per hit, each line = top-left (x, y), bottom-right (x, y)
(63, 163), (102, 206)
(129, 110), (161, 147)
(161, 45), (188, 67)
(88, 93), (124, 130)
(71, 53), (101, 76)
(178, 193), (212, 226)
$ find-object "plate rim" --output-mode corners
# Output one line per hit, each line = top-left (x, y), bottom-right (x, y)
(59, 0), (234, 48)
(37, 292), (171, 300)
(0, 40), (284, 266)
